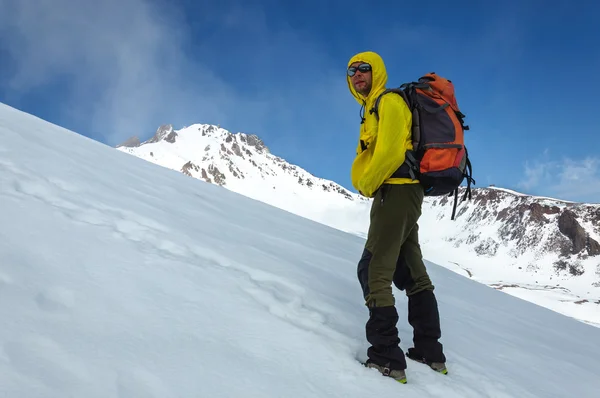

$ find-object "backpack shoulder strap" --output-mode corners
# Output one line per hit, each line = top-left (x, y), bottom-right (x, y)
(369, 88), (410, 121)
(369, 83), (425, 161)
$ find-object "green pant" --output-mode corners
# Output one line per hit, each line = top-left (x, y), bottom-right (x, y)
(357, 183), (433, 308)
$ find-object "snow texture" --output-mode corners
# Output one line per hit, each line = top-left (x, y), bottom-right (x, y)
(2, 102), (600, 397)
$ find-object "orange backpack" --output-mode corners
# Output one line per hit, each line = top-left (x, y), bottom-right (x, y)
(370, 73), (475, 220)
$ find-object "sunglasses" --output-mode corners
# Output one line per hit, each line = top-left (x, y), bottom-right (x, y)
(347, 63), (371, 77)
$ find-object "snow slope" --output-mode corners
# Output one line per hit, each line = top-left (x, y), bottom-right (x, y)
(2, 101), (600, 397)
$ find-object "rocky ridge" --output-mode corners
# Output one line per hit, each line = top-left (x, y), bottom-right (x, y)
(425, 187), (600, 283)
(116, 123), (365, 211)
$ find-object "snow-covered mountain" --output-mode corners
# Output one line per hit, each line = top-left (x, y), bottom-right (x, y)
(3, 101), (600, 397)
(117, 124), (370, 236)
(117, 123), (600, 327)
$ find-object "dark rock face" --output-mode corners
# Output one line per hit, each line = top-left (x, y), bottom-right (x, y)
(558, 210), (587, 254)
(557, 210), (600, 256)
(590, 239), (600, 256)
(244, 134), (267, 153)
(181, 161), (200, 177)
(207, 165), (226, 186)
(116, 136), (141, 148)
(165, 131), (178, 143)
(147, 124), (174, 144)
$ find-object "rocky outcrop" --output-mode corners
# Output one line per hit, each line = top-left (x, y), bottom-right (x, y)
(116, 136), (141, 148)
(206, 165), (226, 185)
(241, 134), (268, 153)
(181, 161), (200, 177)
(559, 210), (586, 255)
(146, 124), (175, 144)
(165, 130), (178, 143)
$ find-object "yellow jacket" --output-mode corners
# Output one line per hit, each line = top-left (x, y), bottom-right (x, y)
(347, 51), (418, 198)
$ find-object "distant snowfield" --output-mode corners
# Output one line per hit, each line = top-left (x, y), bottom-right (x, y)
(2, 102), (600, 397)
(486, 186), (578, 203)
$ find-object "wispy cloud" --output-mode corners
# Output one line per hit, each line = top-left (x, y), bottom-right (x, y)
(519, 149), (553, 190)
(0, 0), (354, 154)
(518, 150), (600, 203)
(1, 0), (204, 144)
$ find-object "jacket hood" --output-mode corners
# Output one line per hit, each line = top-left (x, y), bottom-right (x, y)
(347, 51), (388, 104)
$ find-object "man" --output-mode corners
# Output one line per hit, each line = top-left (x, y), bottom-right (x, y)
(346, 51), (447, 383)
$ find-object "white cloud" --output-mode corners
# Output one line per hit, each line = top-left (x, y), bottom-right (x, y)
(0, 0), (241, 145)
(518, 149), (552, 190)
(553, 157), (600, 202)
(518, 152), (600, 203)
(0, 0), (354, 152)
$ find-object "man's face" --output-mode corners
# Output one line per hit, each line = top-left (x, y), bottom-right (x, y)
(348, 62), (372, 97)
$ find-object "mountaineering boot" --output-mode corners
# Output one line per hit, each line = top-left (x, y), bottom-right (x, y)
(429, 362), (448, 374)
(406, 348), (448, 375)
(364, 360), (407, 384)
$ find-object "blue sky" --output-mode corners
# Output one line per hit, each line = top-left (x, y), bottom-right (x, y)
(1, 0), (599, 203)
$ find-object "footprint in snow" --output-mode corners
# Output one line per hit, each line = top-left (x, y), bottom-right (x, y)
(46, 176), (80, 193)
(12, 177), (79, 212)
(243, 274), (328, 333)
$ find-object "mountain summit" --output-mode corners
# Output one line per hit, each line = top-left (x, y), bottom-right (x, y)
(117, 123), (370, 235)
